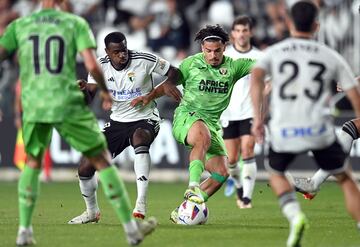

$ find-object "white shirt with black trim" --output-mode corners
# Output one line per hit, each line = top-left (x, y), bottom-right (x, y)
(255, 37), (357, 152)
(221, 45), (263, 122)
(88, 50), (171, 122)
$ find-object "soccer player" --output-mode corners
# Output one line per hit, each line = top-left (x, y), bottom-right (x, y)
(220, 15), (263, 209)
(293, 116), (360, 199)
(132, 24), (255, 222)
(68, 31), (181, 223)
(250, 1), (360, 246)
(0, 0), (156, 246)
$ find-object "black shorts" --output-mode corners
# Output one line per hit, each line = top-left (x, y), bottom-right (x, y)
(266, 141), (347, 174)
(102, 119), (160, 158)
(222, 118), (252, 139)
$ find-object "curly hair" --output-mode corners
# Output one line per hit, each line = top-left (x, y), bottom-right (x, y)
(194, 24), (229, 44)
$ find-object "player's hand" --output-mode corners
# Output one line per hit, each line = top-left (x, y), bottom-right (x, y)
(77, 79), (87, 91)
(251, 119), (265, 144)
(164, 85), (182, 102)
(100, 91), (112, 111)
(131, 96), (150, 107)
(336, 83), (343, 92)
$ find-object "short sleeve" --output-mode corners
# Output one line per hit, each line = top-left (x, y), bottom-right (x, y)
(0, 21), (18, 54)
(254, 49), (272, 74)
(152, 56), (171, 76)
(233, 58), (256, 81)
(75, 17), (96, 52)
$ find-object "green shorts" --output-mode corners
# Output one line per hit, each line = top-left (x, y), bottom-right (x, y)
(172, 107), (227, 160)
(23, 107), (107, 160)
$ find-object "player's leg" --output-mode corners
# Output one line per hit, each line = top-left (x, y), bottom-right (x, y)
(199, 127), (229, 201)
(313, 141), (360, 231)
(68, 157), (100, 224)
(239, 133), (257, 208)
(172, 110), (212, 203)
(222, 121), (242, 197)
(200, 155), (228, 200)
(267, 148), (308, 247)
(183, 120), (211, 203)
(58, 110), (156, 245)
(130, 119), (160, 219)
(224, 138), (241, 195)
(295, 119), (360, 198)
(16, 122), (53, 246)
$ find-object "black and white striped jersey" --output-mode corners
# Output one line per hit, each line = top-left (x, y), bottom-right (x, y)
(88, 50), (170, 122)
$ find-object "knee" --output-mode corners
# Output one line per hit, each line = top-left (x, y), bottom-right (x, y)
(78, 157), (96, 178)
(132, 128), (153, 147)
(228, 155), (239, 165)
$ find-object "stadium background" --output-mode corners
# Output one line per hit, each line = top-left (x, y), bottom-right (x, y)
(0, 0), (360, 181)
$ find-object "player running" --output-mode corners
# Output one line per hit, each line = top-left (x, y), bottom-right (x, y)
(250, 1), (360, 246)
(68, 31), (181, 224)
(220, 15), (263, 209)
(132, 24), (255, 222)
(0, 0), (157, 246)
(293, 117), (360, 199)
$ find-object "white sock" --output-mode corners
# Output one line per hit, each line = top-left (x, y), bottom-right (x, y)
(79, 175), (99, 213)
(123, 219), (139, 234)
(241, 158), (257, 199)
(357, 222), (360, 230)
(134, 152), (150, 204)
(228, 162), (242, 188)
(280, 192), (302, 224)
(311, 169), (330, 190)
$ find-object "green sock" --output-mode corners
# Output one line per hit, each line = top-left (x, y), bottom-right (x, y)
(189, 160), (204, 185)
(98, 166), (132, 223)
(200, 190), (209, 202)
(18, 166), (41, 227)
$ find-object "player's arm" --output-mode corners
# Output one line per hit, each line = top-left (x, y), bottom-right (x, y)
(77, 79), (98, 105)
(0, 46), (9, 62)
(345, 87), (360, 118)
(250, 67), (266, 143)
(131, 65), (181, 107)
(80, 48), (112, 110)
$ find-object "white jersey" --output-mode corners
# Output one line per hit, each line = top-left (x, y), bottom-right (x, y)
(255, 37), (357, 152)
(88, 50), (170, 122)
(220, 46), (263, 122)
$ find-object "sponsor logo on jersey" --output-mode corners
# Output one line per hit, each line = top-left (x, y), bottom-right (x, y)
(109, 87), (141, 100)
(198, 79), (229, 94)
(281, 124), (327, 138)
(127, 72), (135, 82)
(219, 67), (228, 75)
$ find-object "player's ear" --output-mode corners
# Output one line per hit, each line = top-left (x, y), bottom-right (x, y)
(312, 21), (320, 34)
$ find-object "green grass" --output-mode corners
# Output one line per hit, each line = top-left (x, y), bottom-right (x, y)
(0, 181), (359, 247)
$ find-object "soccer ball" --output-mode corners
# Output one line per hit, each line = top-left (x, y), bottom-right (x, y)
(177, 200), (209, 225)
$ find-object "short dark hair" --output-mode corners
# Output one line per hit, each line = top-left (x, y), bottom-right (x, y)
(290, 0), (318, 32)
(194, 24), (229, 44)
(104, 32), (126, 48)
(232, 15), (253, 30)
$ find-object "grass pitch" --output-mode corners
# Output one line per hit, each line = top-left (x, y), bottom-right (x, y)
(0, 180), (359, 247)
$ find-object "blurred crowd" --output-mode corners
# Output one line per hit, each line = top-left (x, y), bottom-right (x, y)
(0, 0), (357, 122)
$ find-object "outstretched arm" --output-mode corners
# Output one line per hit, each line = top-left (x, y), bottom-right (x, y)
(80, 48), (112, 110)
(131, 65), (182, 107)
(78, 79), (98, 105)
(250, 67), (266, 143)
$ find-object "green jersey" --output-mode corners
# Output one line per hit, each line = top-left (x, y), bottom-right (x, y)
(0, 9), (96, 122)
(177, 53), (255, 124)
